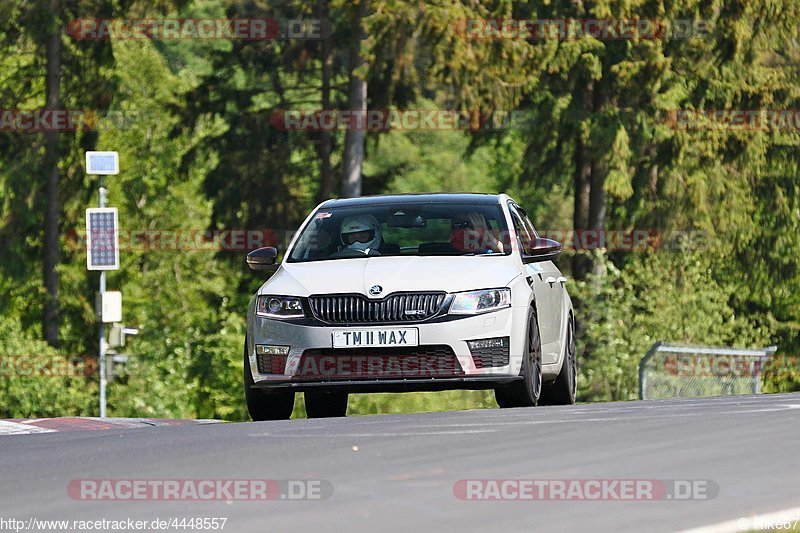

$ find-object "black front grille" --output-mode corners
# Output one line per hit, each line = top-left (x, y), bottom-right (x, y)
(296, 345), (463, 379)
(470, 337), (510, 368)
(308, 292), (447, 324)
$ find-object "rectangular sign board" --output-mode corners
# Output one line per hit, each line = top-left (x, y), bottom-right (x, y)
(85, 151), (119, 175)
(86, 208), (120, 270)
(96, 291), (122, 323)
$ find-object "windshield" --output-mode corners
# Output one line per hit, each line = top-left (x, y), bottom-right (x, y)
(288, 202), (511, 262)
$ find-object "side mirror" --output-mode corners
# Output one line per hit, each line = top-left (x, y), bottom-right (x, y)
(522, 238), (562, 263)
(247, 246), (279, 272)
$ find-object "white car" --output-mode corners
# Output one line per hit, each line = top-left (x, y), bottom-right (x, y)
(244, 193), (576, 420)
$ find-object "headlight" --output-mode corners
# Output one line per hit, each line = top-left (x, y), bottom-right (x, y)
(256, 295), (305, 318)
(449, 288), (511, 315)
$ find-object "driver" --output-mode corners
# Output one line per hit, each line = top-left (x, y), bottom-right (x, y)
(336, 214), (382, 256)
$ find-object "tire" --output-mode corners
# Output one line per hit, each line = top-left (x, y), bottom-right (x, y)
(244, 338), (295, 421)
(539, 316), (577, 406)
(494, 306), (542, 408)
(305, 391), (349, 418)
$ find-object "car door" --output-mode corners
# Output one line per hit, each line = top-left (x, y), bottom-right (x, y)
(508, 203), (564, 364)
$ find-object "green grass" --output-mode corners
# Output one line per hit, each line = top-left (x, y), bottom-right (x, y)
(290, 390), (498, 419)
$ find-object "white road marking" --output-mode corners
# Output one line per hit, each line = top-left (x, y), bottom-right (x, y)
(0, 421), (55, 435)
(249, 429), (499, 437)
(714, 403), (800, 414)
(262, 398), (800, 434)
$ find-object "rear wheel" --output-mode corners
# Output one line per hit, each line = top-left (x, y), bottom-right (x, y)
(494, 307), (542, 408)
(244, 338), (295, 421)
(539, 316), (577, 405)
(305, 391), (349, 418)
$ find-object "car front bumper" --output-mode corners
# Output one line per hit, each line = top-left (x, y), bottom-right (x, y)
(247, 307), (529, 389)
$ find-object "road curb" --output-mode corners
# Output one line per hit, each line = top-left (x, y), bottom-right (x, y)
(0, 417), (221, 436)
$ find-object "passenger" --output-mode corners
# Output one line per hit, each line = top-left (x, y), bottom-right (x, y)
(450, 212), (504, 253)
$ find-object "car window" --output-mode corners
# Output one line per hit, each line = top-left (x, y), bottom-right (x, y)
(518, 208), (540, 239)
(507, 204), (534, 255)
(288, 203), (511, 262)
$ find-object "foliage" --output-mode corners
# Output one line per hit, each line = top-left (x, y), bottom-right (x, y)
(573, 250), (772, 401)
(0, 0), (799, 420)
(0, 314), (96, 418)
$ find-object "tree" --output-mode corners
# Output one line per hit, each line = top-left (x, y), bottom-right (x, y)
(42, 0), (61, 346)
(341, 0), (368, 198)
(314, 0), (335, 202)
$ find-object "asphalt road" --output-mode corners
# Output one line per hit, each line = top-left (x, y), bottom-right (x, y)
(2, 393), (799, 533)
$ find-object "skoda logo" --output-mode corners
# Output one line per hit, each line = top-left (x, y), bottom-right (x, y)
(369, 285), (383, 295)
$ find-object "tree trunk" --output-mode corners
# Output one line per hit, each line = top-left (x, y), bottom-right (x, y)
(572, 80), (593, 280)
(588, 160), (606, 230)
(588, 159), (607, 276)
(315, 0), (334, 203)
(43, 0), (61, 347)
(647, 145), (659, 198)
(341, 0), (368, 198)
(588, 83), (608, 277)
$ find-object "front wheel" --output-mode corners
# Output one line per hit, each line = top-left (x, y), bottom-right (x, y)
(494, 307), (542, 408)
(244, 338), (295, 421)
(539, 316), (577, 405)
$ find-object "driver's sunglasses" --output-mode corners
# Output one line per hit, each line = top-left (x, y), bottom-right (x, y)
(452, 221), (473, 230)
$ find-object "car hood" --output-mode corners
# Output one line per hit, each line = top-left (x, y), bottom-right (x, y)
(259, 256), (521, 296)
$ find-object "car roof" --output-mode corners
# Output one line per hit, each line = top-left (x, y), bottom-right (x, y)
(319, 193), (506, 208)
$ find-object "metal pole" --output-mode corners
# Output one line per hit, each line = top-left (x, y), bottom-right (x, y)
(755, 346), (777, 395)
(99, 178), (107, 418)
(638, 342), (662, 400)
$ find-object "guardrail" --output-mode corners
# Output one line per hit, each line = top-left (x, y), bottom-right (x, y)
(638, 342), (778, 400)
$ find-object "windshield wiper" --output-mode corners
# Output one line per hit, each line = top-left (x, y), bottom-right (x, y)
(460, 250), (498, 256)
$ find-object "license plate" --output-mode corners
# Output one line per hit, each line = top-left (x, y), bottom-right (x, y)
(332, 328), (419, 348)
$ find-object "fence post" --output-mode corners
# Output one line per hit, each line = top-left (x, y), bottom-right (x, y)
(754, 346), (779, 394)
(638, 342), (663, 400)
